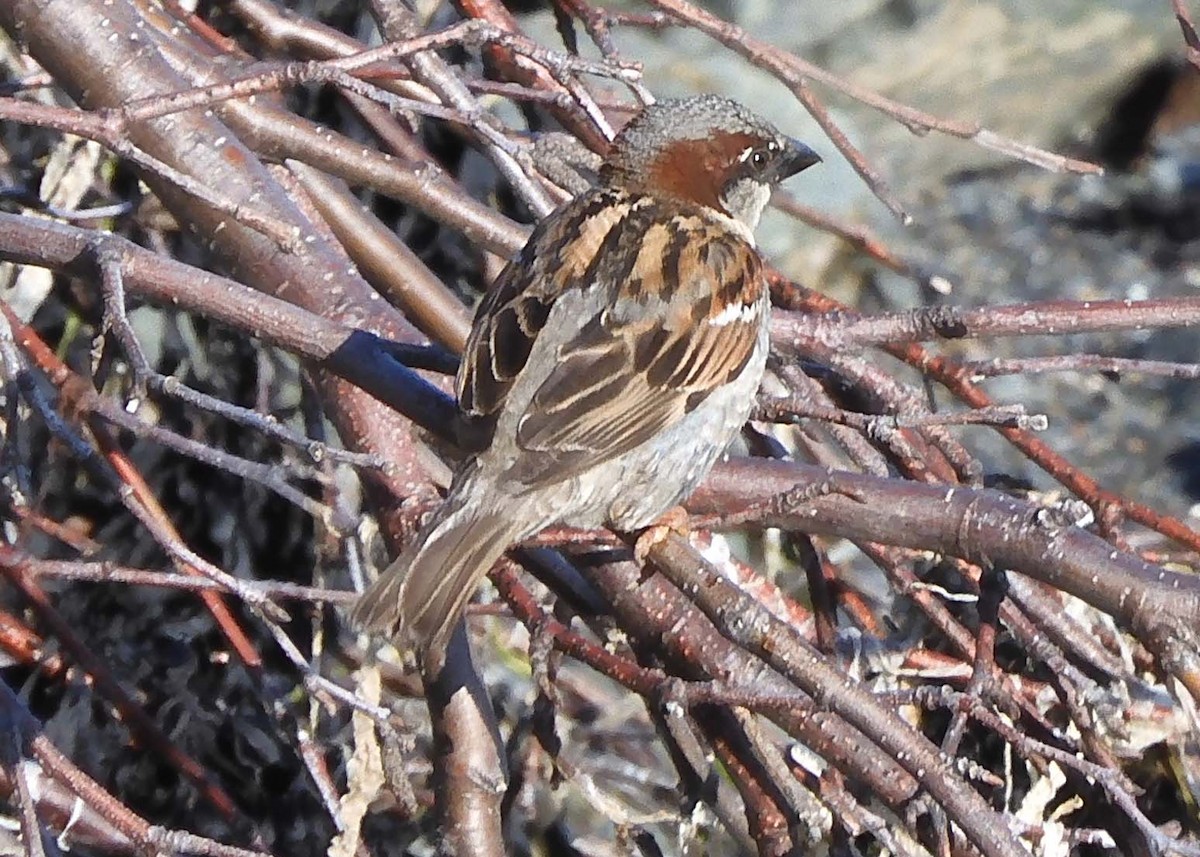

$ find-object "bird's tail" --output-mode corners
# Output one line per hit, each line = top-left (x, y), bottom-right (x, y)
(350, 488), (537, 661)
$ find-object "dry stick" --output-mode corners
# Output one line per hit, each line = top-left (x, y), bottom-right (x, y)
(449, 0), (625, 146)
(0, 3), (710, 849)
(150, 38), (528, 258)
(86, 368), (343, 519)
(288, 161), (473, 352)
(10, 505), (101, 555)
(130, 22), (534, 247)
(0, 97), (302, 252)
(926, 350), (1200, 558)
(694, 459), (1200, 705)
(149, 17), (508, 845)
(55, 0), (454, 506)
(849, 540), (1070, 745)
(698, 461), (1200, 617)
(768, 361), (892, 479)
(9, 731), (50, 857)
(791, 533), (838, 654)
(774, 336), (969, 485)
(585, 6), (677, 31)
(8, 211), (1198, 582)
(0, 213), (459, 443)
(996, 597), (1127, 775)
(1003, 574), (1131, 680)
(5, 317), (351, 830)
(18, 555), (356, 604)
(692, 706), (798, 854)
(91, 247), (349, 520)
(549, 0), (622, 57)
(731, 706), (829, 841)
(756, 396), (1047, 433)
(0, 606), (68, 679)
(791, 77), (911, 223)
(774, 298), (1200, 348)
(498, 561), (884, 719)
(369, 0), (554, 218)
(0, 678), (150, 854)
(581, 553), (926, 806)
(421, 624), (508, 857)
(774, 285), (1200, 555)
(703, 465), (1187, 749)
(4, 18), (1185, 840)
(10, 766), (133, 855)
(128, 19), (636, 123)
(127, 4), (526, 263)
(54, 16), (1200, 540)
(644, 534), (1028, 857)
(649, 701), (758, 850)
(232, 0), (617, 150)
(1172, 0), (1200, 73)
(91, 241), (385, 470)
(162, 9), (511, 836)
(961, 354), (1200, 380)
(940, 566), (1007, 772)
(340, 87), (436, 163)
(816, 783), (915, 857)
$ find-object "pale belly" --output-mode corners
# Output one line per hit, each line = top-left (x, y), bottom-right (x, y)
(549, 332), (767, 531)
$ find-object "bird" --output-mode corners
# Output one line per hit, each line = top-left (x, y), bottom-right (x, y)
(351, 94), (821, 667)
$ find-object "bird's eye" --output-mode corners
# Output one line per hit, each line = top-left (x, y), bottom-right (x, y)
(750, 149), (769, 170)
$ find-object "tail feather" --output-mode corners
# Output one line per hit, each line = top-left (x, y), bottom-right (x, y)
(351, 495), (535, 659)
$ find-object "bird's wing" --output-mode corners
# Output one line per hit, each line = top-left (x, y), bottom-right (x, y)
(457, 190), (765, 488)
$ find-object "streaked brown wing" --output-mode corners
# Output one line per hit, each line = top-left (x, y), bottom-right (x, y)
(457, 189), (633, 441)
(509, 217), (765, 487)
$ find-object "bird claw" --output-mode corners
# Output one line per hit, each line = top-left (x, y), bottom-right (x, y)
(633, 506), (691, 566)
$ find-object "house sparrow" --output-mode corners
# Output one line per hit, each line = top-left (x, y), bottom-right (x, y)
(352, 94), (820, 664)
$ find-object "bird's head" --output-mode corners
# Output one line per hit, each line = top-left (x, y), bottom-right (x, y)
(600, 94), (821, 238)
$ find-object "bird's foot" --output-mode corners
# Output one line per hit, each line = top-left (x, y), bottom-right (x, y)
(634, 506), (690, 566)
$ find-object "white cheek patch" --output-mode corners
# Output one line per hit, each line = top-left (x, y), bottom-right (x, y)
(709, 301), (759, 327)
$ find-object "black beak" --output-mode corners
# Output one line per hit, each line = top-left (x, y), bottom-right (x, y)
(776, 138), (822, 181)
